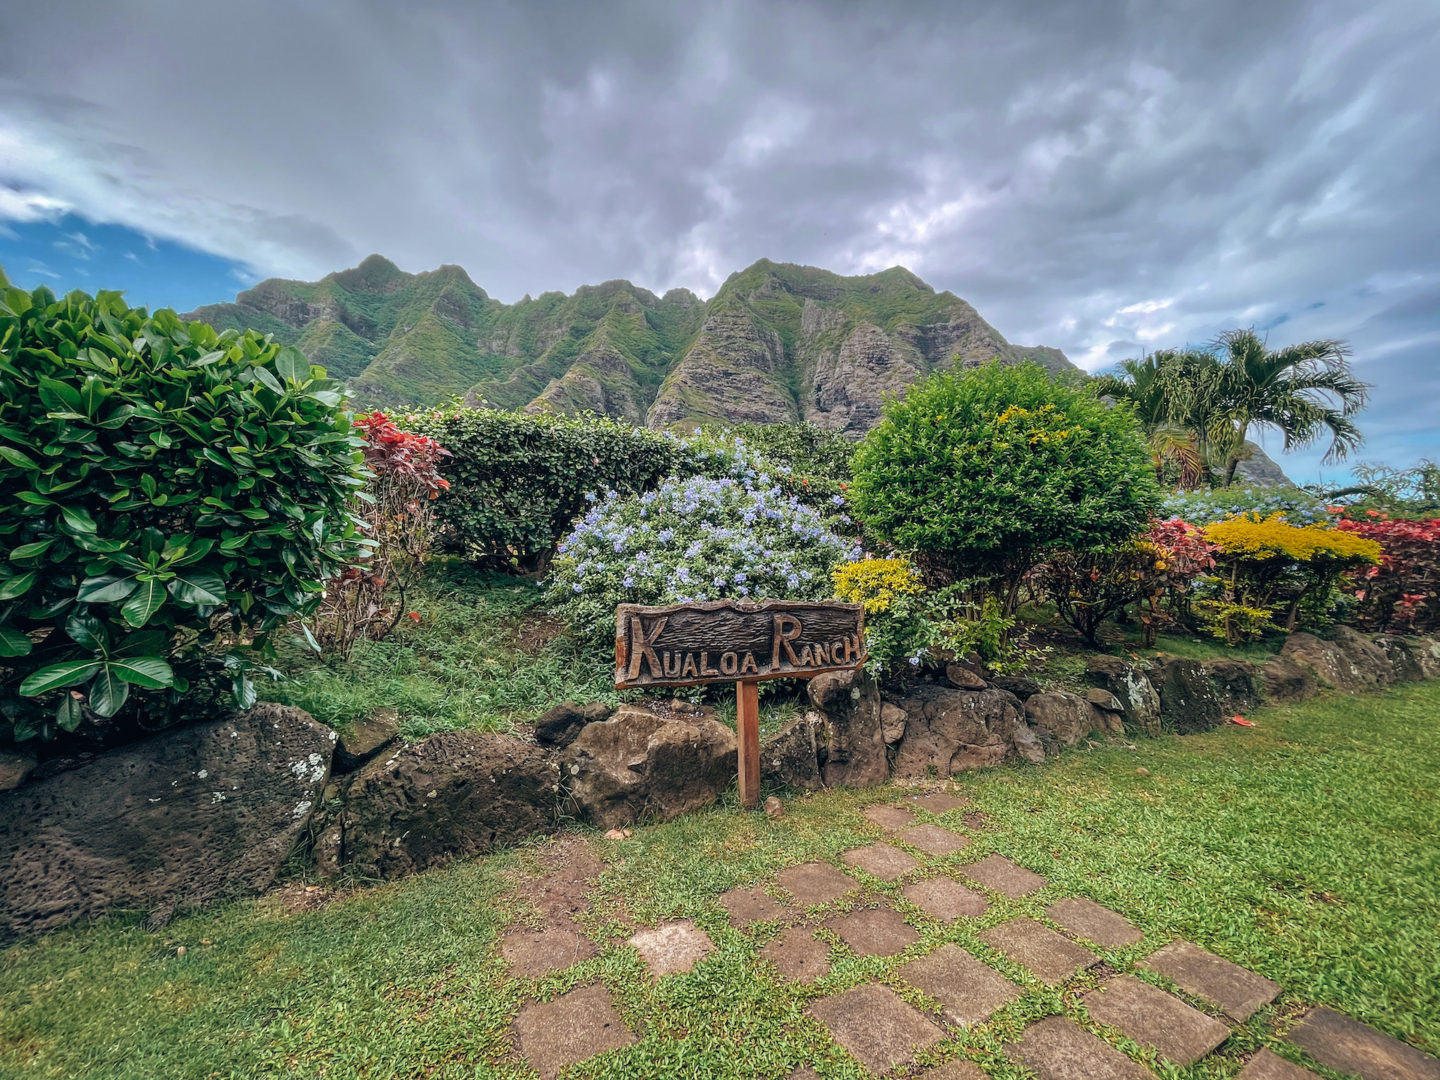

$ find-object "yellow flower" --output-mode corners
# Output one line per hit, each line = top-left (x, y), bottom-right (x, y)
(833, 557), (925, 614)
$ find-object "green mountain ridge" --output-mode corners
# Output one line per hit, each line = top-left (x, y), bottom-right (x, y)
(184, 254), (1077, 435)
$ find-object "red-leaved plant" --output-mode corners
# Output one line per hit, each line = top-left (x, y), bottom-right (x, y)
(1134, 518), (1219, 646)
(313, 413), (451, 657)
(1334, 510), (1440, 632)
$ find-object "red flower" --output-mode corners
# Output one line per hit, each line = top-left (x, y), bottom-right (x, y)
(407, 612), (421, 623)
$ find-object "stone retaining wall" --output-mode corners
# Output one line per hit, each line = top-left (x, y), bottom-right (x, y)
(2, 631), (1436, 941)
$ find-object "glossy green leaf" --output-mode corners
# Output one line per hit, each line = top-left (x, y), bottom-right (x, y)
(77, 575), (139, 603)
(274, 347), (308, 382)
(54, 693), (86, 732)
(109, 656), (174, 688)
(65, 610), (109, 652)
(88, 667), (129, 716)
(121, 578), (167, 627)
(167, 569), (226, 606)
(0, 445), (40, 470)
(19, 659), (102, 696)
(9, 538), (57, 561)
(0, 626), (33, 657)
(0, 572), (36, 600)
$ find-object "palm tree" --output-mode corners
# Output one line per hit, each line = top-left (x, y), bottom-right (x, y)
(1210, 329), (1369, 486)
(1091, 350), (1220, 488)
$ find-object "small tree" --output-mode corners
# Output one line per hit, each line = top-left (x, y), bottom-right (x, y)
(850, 361), (1161, 611)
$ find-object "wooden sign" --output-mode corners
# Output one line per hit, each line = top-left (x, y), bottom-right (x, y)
(614, 599), (866, 808)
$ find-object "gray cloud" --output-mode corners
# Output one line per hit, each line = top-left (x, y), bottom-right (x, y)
(1, 0), (1437, 478)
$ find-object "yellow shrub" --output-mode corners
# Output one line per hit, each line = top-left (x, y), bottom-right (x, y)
(832, 557), (924, 614)
(1204, 514), (1382, 565)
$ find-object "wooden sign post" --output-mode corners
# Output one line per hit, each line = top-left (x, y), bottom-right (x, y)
(615, 598), (866, 808)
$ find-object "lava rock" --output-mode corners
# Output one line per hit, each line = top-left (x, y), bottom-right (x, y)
(1083, 655), (1161, 735)
(1025, 691), (1107, 746)
(1203, 659), (1264, 715)
(945, 663), (987, 690)
(1261, 654), (1316, 702)
(760, 713), (825, 791)
(990, 674), (1041, 700)
(1154, 657), (1224, 734)
(0, 703), (335, 943)
(808, 668), (888, 788)
(333, 707), (400, 773)
(0, 751), (35, 793)
(533, 701), (612, 750)
(331, 731), (559, 879)
(562, 701), (736, 828)
(891, 684), (1035, 775)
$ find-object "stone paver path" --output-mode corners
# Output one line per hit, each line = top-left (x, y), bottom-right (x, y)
(898, 943), (1022, 1026)
(907, 791), (970, 814)
(896, 823), (971, 855)
(1084, 975), (1231, 1065)
(863, 803), (917, 829)
(902, 875), (987, 920)
(981, 917), (1099, 984)
(1140, 940), (1280, 1021)
(718, 883), (791, 925)
(493, 803), (1440, 1080)
(842, 841), (920, 880)
(762, 925), (832, 981)
(776, 861), (858, 906)
(512, 983), (636, 1080)
(1007, 1014), (1155, 1079)
(926, 1061), (988, 1079)
(500, 927), (598, 978)
(1237, 1049), (1324, 1079)
(806, 983), (946, 1074)
(1288, 1006), (1440, 1080)
(961, 853), (1048, 897)
(627, 919), (713, 975)
(1047, 896), (1143, 948)
(825, 907), (920, 957)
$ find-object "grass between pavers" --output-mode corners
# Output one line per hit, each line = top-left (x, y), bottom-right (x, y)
(1, 682), (1437, 1080)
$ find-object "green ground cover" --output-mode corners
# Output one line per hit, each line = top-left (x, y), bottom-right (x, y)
(2, 679), (1436, 1079)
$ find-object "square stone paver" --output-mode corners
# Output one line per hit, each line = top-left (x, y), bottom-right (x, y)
(1237, 1049), (1324, 1079)
(807, 983), (947, 1074)
(627, 919), (713, 976)
(826, 907), (921, 957)
(909, 791), (970, 815)
(761, 925), (832, 982)
(1288, 1007), (1440, 1080)
(903, 876), (987, 921)
(1085, 976), (1231, 1065)
(1006, 1015), (1155, 1080)
(898, 944), (1023, 1027)
(863, 803), (917, 829)
(1139, 941), (1279, 1022)
(925, 1062), (988, 1080)
(718, 884), (792, 925)
(1047, 897), (1143, 948)
(962, 854), (1048, 898)
(777, 861), (859, 907)
(843, 842), (921, 881)
(500, 927), (599, 978)
(981, 918), (1099, 984)
(897, 823), (972, 856)
(512, 983), (636, 1080)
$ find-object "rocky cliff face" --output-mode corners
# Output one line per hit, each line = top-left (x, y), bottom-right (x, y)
(186, 255), (1077, 436)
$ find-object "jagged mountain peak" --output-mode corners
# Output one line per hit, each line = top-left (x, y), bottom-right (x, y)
(185, 256), (1076, 434)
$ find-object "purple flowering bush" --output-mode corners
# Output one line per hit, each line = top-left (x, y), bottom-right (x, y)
(545, 462), (860, 648)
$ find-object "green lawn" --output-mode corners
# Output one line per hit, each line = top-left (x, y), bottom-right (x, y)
(1, 681), (1437, 1079)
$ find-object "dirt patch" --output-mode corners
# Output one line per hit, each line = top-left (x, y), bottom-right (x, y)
(514, 613), (567, 655)
(513, 836), (606, 927)
(268, 882), (348, 915)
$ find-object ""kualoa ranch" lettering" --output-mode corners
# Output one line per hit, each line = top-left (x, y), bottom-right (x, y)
(614, 599), (866, 808)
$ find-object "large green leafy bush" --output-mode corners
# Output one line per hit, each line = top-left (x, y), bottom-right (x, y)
(850, 362), (1161, 608)
(403, 407), (688, 572)
(0, 275), (367, 741)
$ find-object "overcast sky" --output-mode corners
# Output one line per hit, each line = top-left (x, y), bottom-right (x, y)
(2, 0), (1437, 483)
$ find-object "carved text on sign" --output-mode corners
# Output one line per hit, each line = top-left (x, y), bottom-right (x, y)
(614, 599), (865, 689)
